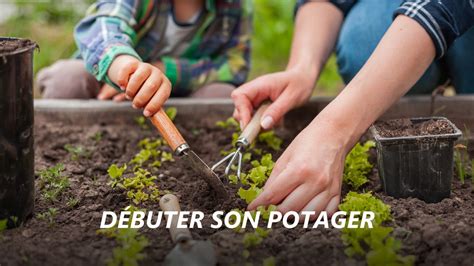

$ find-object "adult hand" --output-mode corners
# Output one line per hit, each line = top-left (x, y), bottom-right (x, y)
(97, 84), (127, 101)
(231, 68), (315, 130)
(108, 55), (171, 117)
(248, 121), (347, 218)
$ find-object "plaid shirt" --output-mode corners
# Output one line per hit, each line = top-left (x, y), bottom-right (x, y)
(75, 0), (252, 95)
(297, 0), (474, 58)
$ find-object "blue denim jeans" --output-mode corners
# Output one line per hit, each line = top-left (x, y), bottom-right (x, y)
(335, 0), (474, 94)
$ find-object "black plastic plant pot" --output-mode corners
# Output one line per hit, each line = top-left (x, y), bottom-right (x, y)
(0, 37), (37, 228)
(370, 117), (462, 203)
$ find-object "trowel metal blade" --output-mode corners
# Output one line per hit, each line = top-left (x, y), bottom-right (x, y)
(164, 240), (217, 266)
(183, 150), (229, 199)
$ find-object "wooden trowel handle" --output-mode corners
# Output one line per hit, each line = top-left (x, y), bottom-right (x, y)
(159, 194), (192, 243)
(240, 102), (270, 144)
(149, 109), (186, 153)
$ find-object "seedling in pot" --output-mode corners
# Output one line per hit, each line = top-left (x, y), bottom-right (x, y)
(371, 117), (462, 203)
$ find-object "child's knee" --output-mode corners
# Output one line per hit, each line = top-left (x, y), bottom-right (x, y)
(191, 82), (236, 98)
(38, 59), (100, 99)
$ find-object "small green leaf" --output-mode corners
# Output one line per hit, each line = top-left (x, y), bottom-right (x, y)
(108, 164), (127, 179)
(343, 141), (375, 190)
(216, 117), (239, 130)
(258, 131), (282, 151)
(0, 219), (7, 232)
(238, 185), (263, 204)
(165, 107), (177, 121)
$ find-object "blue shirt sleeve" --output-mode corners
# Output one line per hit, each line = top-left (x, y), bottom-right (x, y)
(394, 0), (474, 58)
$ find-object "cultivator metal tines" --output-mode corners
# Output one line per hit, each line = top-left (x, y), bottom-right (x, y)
(212, 103), (270, 179)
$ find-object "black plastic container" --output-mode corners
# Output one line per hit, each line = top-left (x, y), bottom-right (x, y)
(0, 38), (37, 227)
(370, 117), (462, 203)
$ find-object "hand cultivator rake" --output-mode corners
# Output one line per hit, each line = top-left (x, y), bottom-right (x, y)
(212, 103), (270, 179)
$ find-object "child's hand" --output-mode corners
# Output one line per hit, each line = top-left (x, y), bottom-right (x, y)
(97, 84), (127, 102)
(108, 55), (171, 117)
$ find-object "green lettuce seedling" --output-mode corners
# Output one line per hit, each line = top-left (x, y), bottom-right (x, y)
(0, 219), (7, 232)
(216, 117), (239, 130)
(243, 227), (271, 248)
(108, 166), (160, 205)
(138, 138), (163, 150)
(238, 185), (263, 204)
(258, 131), (282, 151)
(108, 164), (127, 180)
(339, 191), (391, 225)
(133, 137), (173, 169)
(135, 116), (149, 130)
(97, 206), (149, 266)
(37, 164), (70, 202)
(339, 191), (414, 265)
(165, 107), (178, 121)
(237, 154), (275, 203)
(130, 149), (153, 168)
(343, 141), (375, 190)
(256, 205), (277, 220)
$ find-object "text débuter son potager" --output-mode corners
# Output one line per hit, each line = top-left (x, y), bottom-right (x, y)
(101, 207), (376, 230)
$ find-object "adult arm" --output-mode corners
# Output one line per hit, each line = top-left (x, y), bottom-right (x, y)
(248, 16), (436, 214)
(394, 0), (474, 58)
(232, 0), (344, 129)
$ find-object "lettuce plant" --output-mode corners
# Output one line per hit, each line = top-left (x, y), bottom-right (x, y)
(343, 141), (375, 190)
(339, 191), (414, 266)
(97, 206), (149, 266)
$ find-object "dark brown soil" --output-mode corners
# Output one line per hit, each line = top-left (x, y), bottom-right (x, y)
(375, 119), (455, 138)
(0, 115), (472, 266)
(0, 39), (36, 54)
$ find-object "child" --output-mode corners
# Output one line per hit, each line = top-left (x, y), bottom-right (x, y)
(37, 0), (252, 117)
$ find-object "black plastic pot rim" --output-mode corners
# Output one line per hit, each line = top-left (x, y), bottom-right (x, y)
(0, 37), (38, 57)
(370, 116), (462, 144)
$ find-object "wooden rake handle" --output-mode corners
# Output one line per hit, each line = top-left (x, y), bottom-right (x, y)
(149, 108), (186, 153)
(159, 194), (192, 243)
(239, 102), (271, 145)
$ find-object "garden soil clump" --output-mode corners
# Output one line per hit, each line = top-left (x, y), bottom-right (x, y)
(0, 114), (473, 265)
